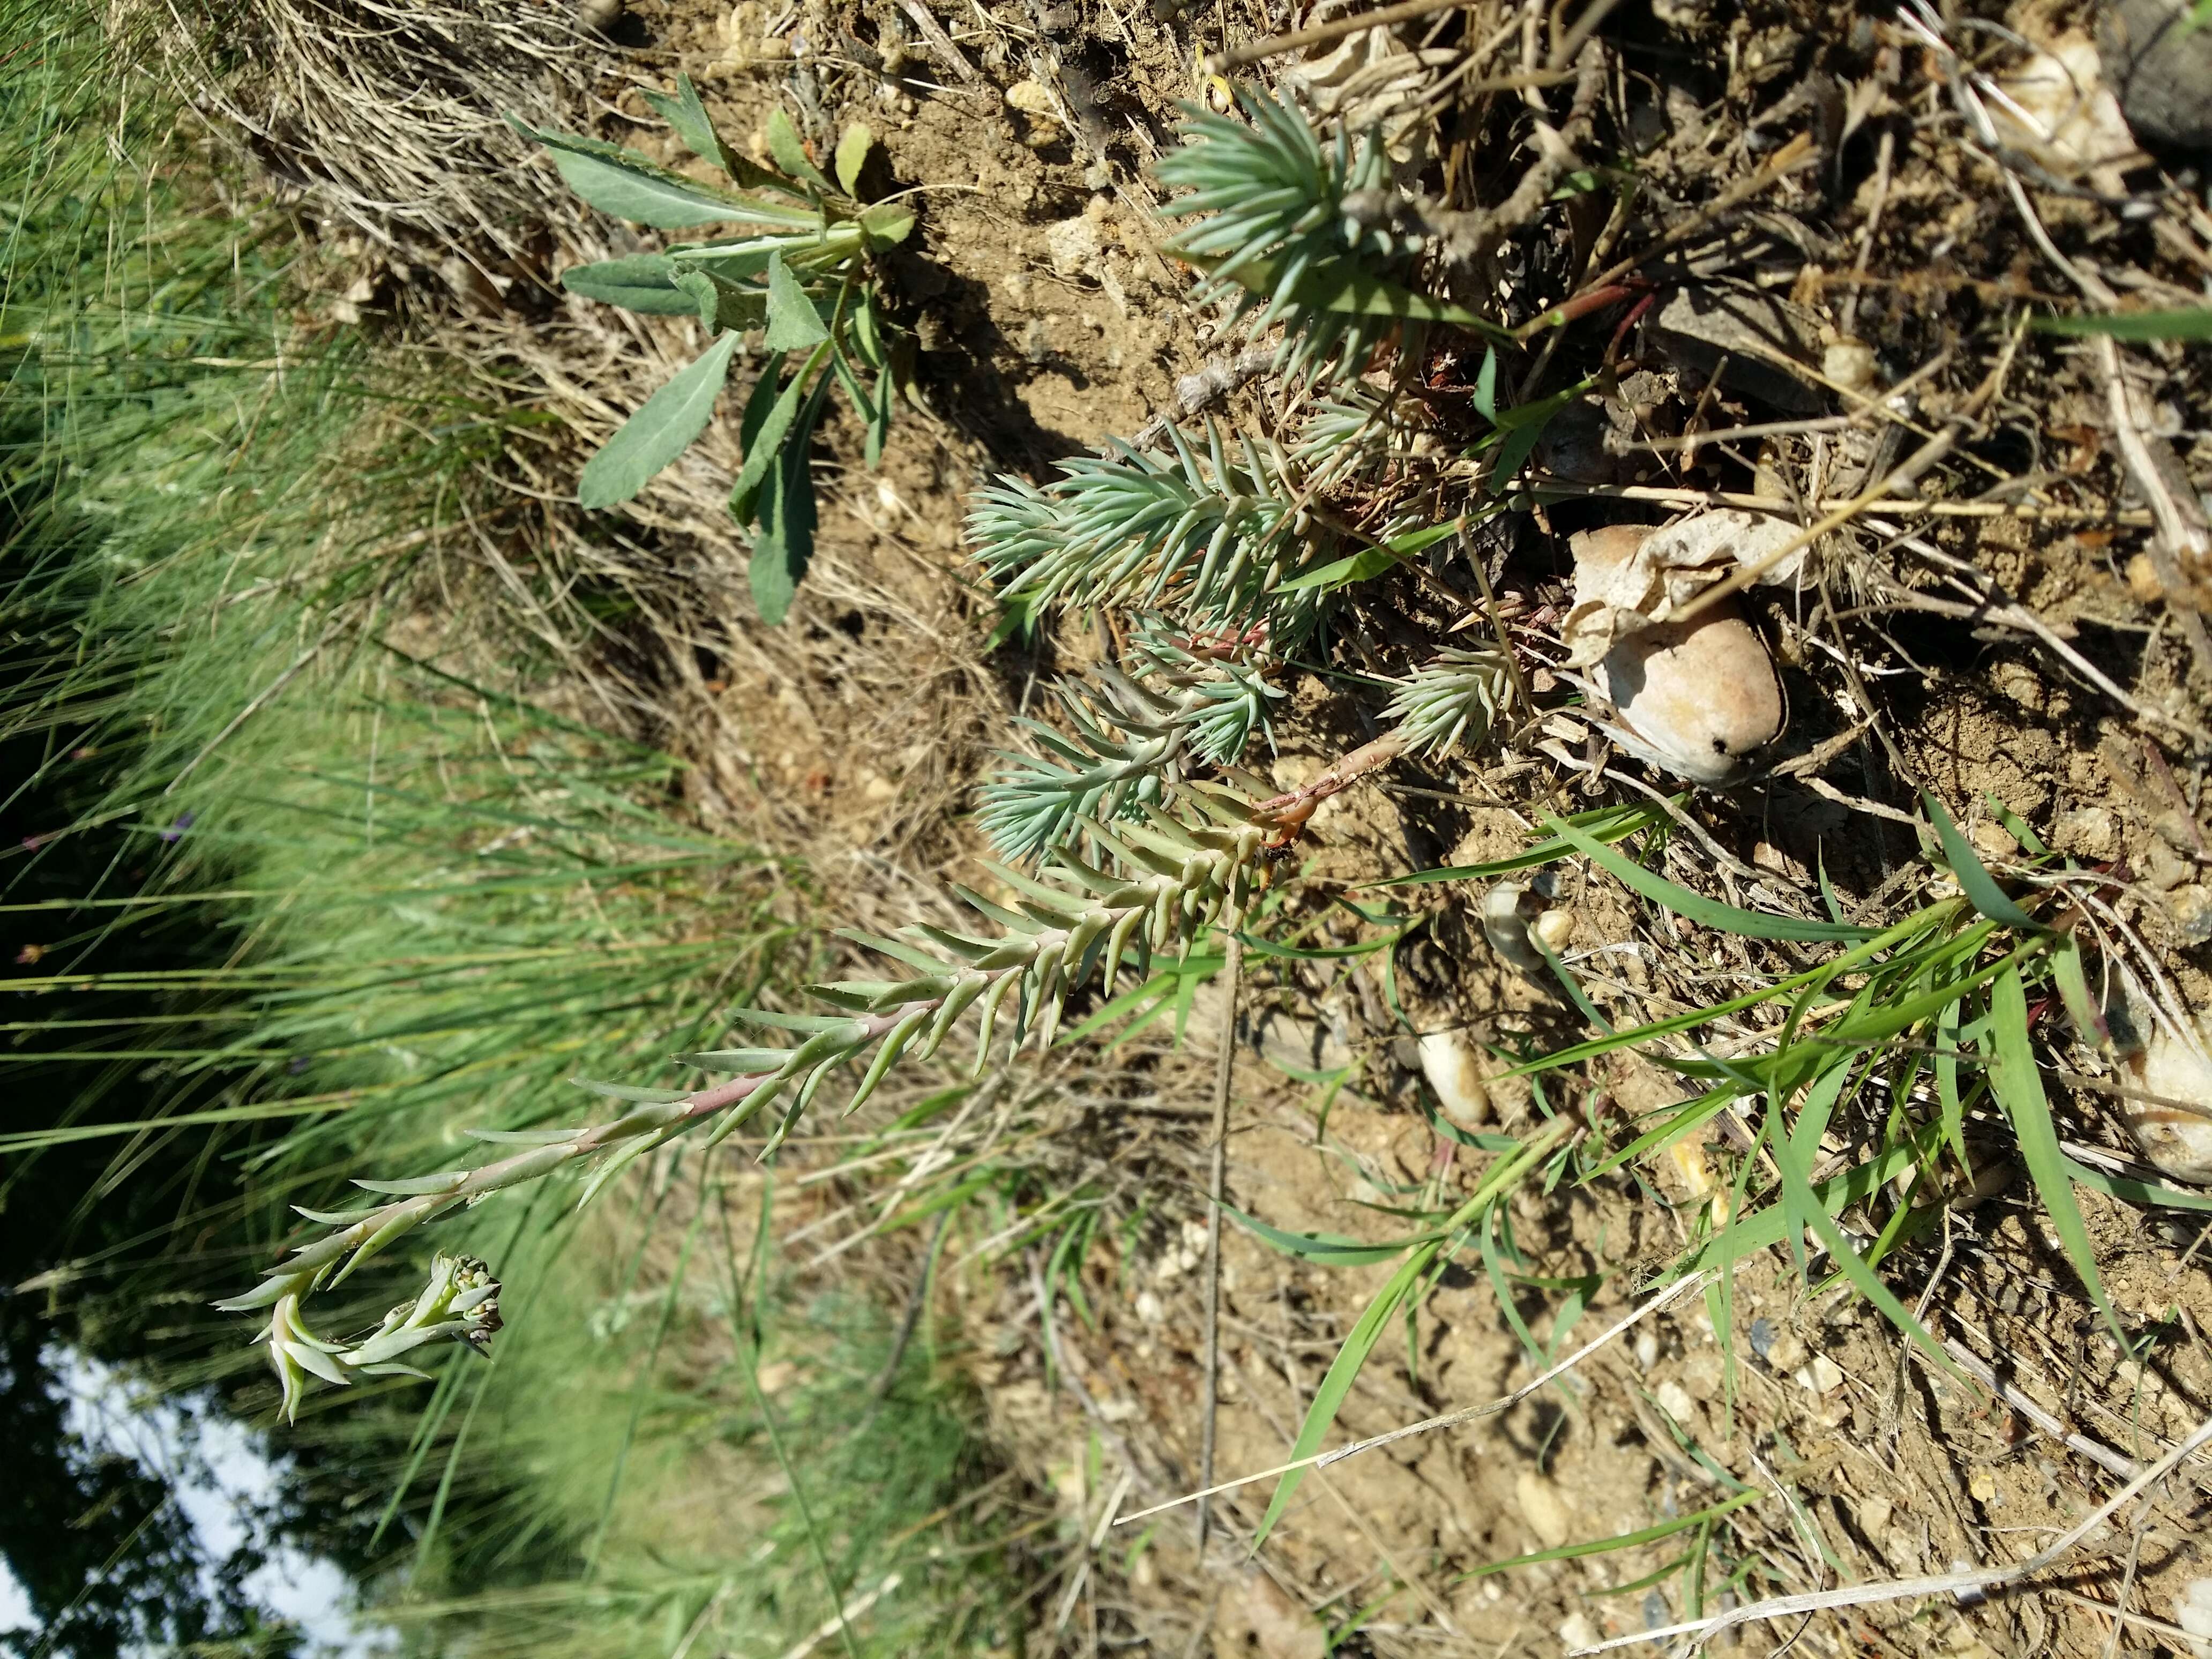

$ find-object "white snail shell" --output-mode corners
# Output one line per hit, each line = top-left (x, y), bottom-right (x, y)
(1417, 1030), (1492, 1128)
(2121, 1022), (2212, 1185)
(1596, 610), (1783, 784)
(1482, 881), (1549, 975)
(1568, 524), (1785, 785)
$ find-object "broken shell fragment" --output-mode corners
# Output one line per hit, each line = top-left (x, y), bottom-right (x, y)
(1482, 880), (1554, 976)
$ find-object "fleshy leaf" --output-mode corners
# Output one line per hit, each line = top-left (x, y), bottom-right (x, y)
(560, 255), (698, 315)
(641, 74), (735, 176)
(750, 375), (828, 623)
(515, 121), (759, 228)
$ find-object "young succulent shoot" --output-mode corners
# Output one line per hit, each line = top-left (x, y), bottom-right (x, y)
(522, 76), (914, 623)
(1292, 390), (1431, 487)
(225, 1253), (502, 1423)
(1156, 87), (1430, 384)
(978, 645), (1282, 862)
(966, 423), (1331, 634)
(1382, 646), (1510, 760)
(1125, 620), (1284, 764)
(224, 799), (1268, 1381)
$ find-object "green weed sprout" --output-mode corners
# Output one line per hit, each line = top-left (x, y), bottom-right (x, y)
(225, 796), (1265, 1418)
(520, 76), (914, 622)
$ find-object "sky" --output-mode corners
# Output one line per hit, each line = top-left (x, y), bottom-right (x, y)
(7, 1346), (394, 1659)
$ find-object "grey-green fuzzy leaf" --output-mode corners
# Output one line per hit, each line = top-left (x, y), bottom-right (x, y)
(578, 331), (742, 510)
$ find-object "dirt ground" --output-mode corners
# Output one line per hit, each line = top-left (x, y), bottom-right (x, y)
(218, 0), (2212, 1648)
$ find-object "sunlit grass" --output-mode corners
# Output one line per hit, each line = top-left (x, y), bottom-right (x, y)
(3, 5), (1035, 1653)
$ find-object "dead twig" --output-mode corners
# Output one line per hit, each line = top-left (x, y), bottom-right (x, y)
(1132, 348), (1278, 451)
(1571, 1411), (2212, 1654)
(1927, 1336), (2142, 1482)
(1117, 1270), (1713, 1525)
(1207, 0), (1477, 72)
(1524, 479), (2153, 524)
(893, 0), (982, 83)
(1195, 891), (1245, 1557)
(1359, 40), (1605, 272)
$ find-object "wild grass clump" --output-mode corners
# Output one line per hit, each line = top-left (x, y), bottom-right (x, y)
(6, 8), (1037, 1651)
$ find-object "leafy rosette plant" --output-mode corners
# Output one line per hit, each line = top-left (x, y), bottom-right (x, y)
(518, 76), (915, 621)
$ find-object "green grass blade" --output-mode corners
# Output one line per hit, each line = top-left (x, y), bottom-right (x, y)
(1253, 1242), (1436, 1547)
(1366, 801), (1668, 887)
(1920, 792), (2039, 930)
(1222, 1204), (1439, 1265)
(1766, 1068), (1950, 1370)
(1989, 962), (2124, 1340)
(1456, 1489), (1761, 1580)
(1545, 818), (1877, 942)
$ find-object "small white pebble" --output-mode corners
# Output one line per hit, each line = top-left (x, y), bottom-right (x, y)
(1655, 1379), (1698, 1421)
(1794, 1355), (1845, 1395)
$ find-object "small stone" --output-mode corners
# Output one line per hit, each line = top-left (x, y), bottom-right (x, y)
(1967, 1468), (1999, 1503)
(1763, 1330), (1808, 1372)
(1969, 820), (2019, 862)
(2051, 805), (2120, 862)
(1655, 1379), (1699, 1421)
(1823, 341), (1877, 392)
(1532, 909), (1576, 954)
(1515, 1470), (1575, 1549)
(1558, 1612), (1602, 1651)
(2165, 885), (2212, 945)
(1004, 79), (1058, 116)
(1634, 1329), (1661, 1371)
(1042, 213), (1102, 278)
(1133, 1289), (1165, 1324)
(1856, 1495), (1894, 1536)
(2143, 839), (2194, 892)
(1651, 285), (1827, 415)
(2174, 1576), (2212, 1659)
(1794, 1354), (1845, 1394)
(2102, 0), (2212, 152)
